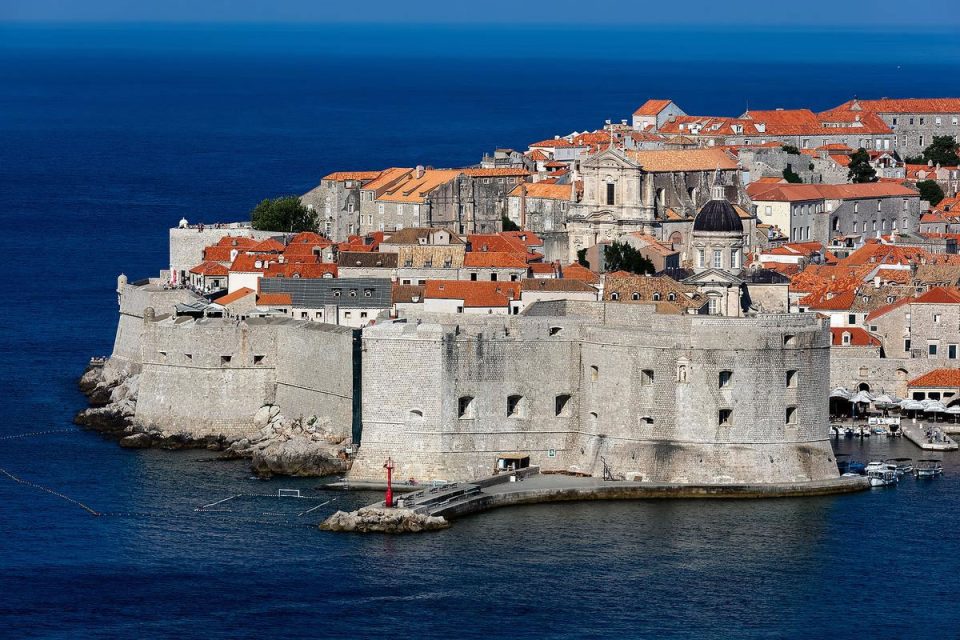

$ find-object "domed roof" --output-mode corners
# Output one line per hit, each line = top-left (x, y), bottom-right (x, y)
(693, 199), (743, 234)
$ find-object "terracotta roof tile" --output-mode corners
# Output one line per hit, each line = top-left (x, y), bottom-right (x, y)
(189, 261), (229, 276)
(830, 327), (881, 347)
(909, 369), (960, 389)
(217, 287), (256, 306)
(423, 280), (520, 308)
(508, 182), (573, 200)
(257, 292), (292, 306)
(633, 99), (673, 116)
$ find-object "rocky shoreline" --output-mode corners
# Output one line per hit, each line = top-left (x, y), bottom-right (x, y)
(75, 363), (352, 478)
(320, 507), (449, 533)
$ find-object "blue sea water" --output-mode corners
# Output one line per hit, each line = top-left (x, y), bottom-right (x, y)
(1, 24), (960, 639)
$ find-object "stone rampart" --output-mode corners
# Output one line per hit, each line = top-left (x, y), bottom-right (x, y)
(133, 316), (355, 442)
(349, 305), (837, 485)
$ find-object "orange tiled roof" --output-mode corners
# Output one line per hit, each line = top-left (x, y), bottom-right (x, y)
(908, 369), (960, 389)
(217, 287), (256, 305)
(189, 261), (229, 276)
(914, 287), (960, 304)
(262, 262), (338, 279)
(229, 254), (280, 273)
(288, 231), (331, 246)
(361, 168), (414, 194)
(250, 238), (286, 253)
(561, 262), (600, 284)
(624, 148), (738, 172)
(257, 292), (292, 306)
(800, 289), (857, 311)
(377, 169), (461, 204)
(747, 182), (918, 202)
(463, 252), (528, 268)
(527, 149), (548, 161)
(501, 230), (544, 247)
(322, 171), (382, 182)
(508, 182), (573, 200)
(837, 98), (960, 114)
(423, 280), (520, 307)
(830, 327), (881, 347)
(461, 168), (530, 177)
(633, 99), (673, 116)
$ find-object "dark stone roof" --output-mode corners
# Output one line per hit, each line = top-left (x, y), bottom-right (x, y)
(693, 199), (743, 234)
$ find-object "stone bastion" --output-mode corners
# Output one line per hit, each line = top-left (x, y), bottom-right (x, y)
(349, 301), (838, 485)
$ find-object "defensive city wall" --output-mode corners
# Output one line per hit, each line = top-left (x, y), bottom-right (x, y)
(349, 302), (839, 484)
(109, 278), (357, 442)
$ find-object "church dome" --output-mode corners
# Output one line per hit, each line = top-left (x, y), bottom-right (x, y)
(693, 199), (743, 234)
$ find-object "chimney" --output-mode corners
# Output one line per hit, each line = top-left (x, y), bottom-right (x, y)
(874, 276), (881, 288)
(416, 165), (425, 178)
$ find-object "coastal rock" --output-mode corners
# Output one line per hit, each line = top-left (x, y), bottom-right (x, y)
(249, 437), (349, 478)
(119, 433), (153, 448)
(320, 507), (449, 533)
(224, 414), (352, 478)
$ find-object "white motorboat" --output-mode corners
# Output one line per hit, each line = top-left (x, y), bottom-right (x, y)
(867, 469), (898, 487)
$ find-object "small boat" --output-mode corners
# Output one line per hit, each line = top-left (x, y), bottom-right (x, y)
(915, 460), (944, 478)
(868, 469), (898, 486)
(846, 460), (866, 474)
(831, 425), (844, 438)
(865, 461), (896, 474)
(844, 427), (855, 438)
(886, 458), (913, 475)
(872, 426), (887, 435)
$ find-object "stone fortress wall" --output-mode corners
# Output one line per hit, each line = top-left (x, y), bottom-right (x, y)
(350, 302), (838, 484)
(108, 279), (356, 442)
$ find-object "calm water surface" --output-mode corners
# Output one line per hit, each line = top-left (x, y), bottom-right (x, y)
(1, 25), (959, 639)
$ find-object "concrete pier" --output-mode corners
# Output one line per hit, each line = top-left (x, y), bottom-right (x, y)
(337, 467), (870, 530)
(901, 422), (959, 451)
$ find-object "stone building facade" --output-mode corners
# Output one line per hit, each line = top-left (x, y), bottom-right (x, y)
(565, 148), (748, 262)
(827, 98), (960, 158)
(349, 302), (837, 485)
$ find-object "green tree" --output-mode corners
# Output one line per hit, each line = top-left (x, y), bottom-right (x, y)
(781, 144), (800, 155)
(501, 215), (520, 232)
(250, 196), (318, 232)
(916, 135), (960, 167)
(917, 180), (945, 206)
(603, 241), (655, 275)
(576, 248), (590, 269)
(783, 165), (803, 183)
(847, 148), (878, 183)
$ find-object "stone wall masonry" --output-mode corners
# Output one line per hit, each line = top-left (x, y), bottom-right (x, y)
(169, 225), (276, 281)
(109, 281), (197, 379)
(349, 306), (837, 485)
(274, 322), (356, 441)
(135, 317), (282, 439)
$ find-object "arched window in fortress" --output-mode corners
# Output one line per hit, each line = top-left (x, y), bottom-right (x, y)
(651, 293), (660, 301)
(409, 409), (423, 419)
(783, 334), (796, 347)
(590, 365), (599, 381)
(785, 406), (797, 425)
(633, 292), (642, 301)
(611, 292), (620, 301)
(458, 396), (475, 419)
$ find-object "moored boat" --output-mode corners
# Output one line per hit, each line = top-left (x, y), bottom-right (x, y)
(867, 468), (898, 487)
(915, 460), (944, 478)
